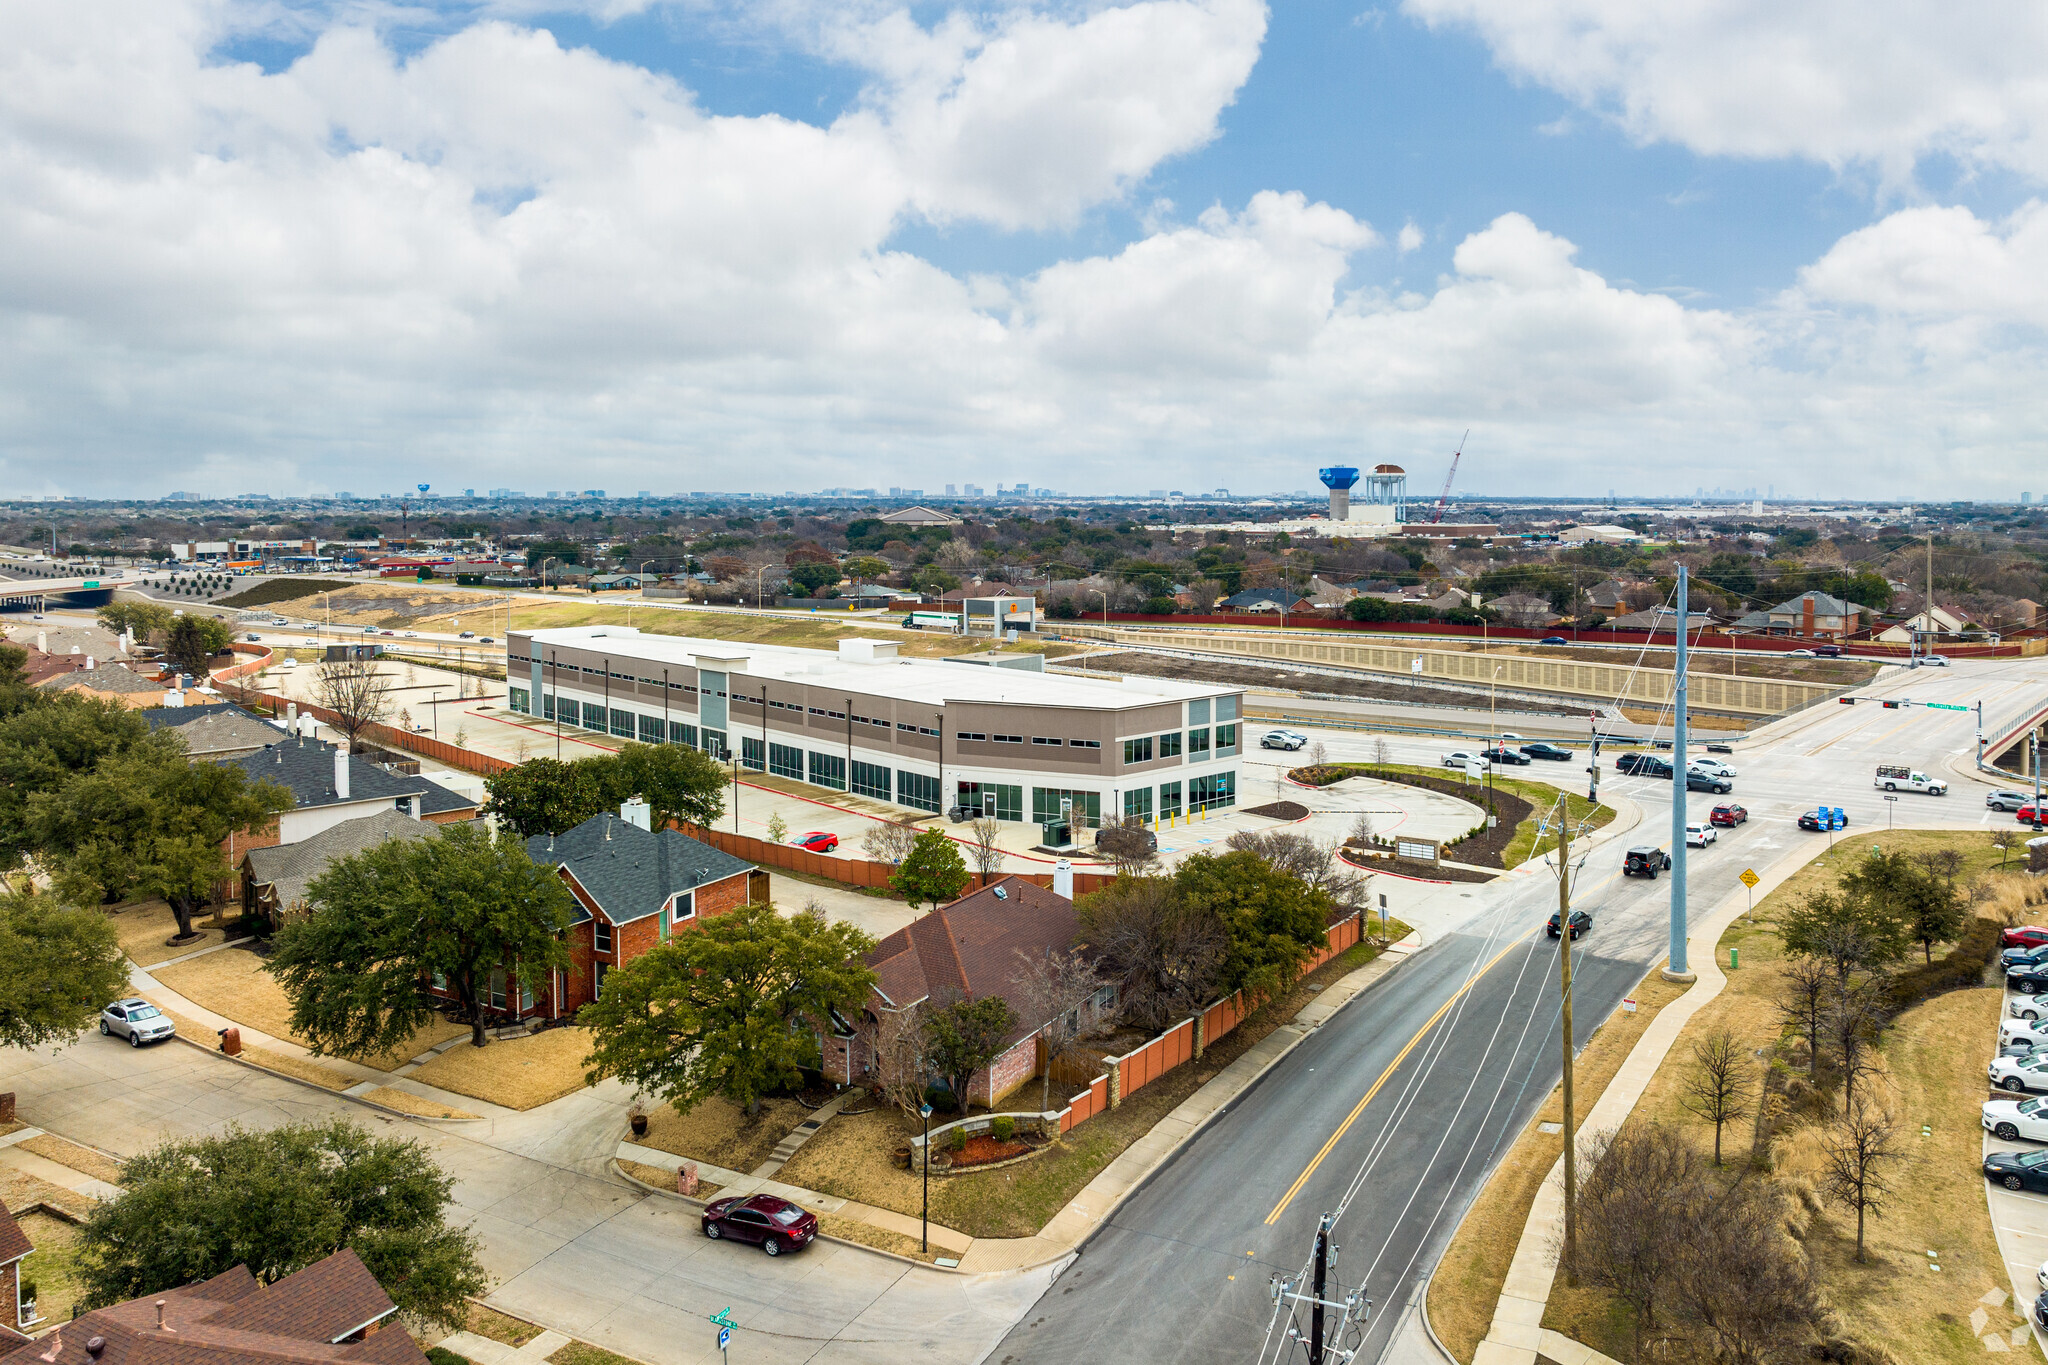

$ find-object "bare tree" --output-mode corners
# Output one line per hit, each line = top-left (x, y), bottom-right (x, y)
(1912, 847), (1965, 893)
(1307, 740), (1329, 769)
(1821, 1098), (1903, 1263)
(1570, 1123), (1706, 1360)
(1993, 828), (2020, 872)
(1828, 979), (1887, 1114)
(1348, 812), (1376, 846)
(966, 816), (1005, 879)
(1675, 1180), (1823, 1364)
(1010, 947), (1106, 1113)
(1372, 737), (1393, 766)
(1095, 818), (1160, 876)
(1777, 955), (1831, 1078)
(860, 819), (921, 865)
(1223, 829), (1364, 904)
(1679, 1026), (1755, 1166)
(1075, 877), (1227, 1031)
(859, 1003), (929, 1121)
(311, 657), (394, 753)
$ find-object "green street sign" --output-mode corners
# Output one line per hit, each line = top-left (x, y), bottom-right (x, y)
(82, 580), (99, 588)
(1923, 702), (1968, 712)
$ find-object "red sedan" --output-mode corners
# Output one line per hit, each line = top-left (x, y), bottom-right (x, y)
(702, 1194), (818, 1256)
(1709, 803), (1747, 827)
(2002, 927), (2048, 951)
(794, 831), (840, 853)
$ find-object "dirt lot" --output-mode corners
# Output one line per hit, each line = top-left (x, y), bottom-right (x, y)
(1059, 651), (1590, 716)
(634, 1096), (808, 1175)
(405, 1026), (595, 1110)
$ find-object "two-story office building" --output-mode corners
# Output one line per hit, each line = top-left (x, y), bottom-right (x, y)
(504, 627), (1245, 830)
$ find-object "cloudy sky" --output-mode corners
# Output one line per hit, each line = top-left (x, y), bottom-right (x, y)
(4, 0), (2045, 500)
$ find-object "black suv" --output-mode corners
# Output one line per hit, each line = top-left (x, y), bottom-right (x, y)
(1547, 908), (1592, 939)
(1624, 846), (1672, 878)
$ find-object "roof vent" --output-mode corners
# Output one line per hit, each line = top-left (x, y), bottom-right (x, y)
(86, 1340), (107, 1361)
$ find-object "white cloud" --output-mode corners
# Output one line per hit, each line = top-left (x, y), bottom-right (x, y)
(1396, 221), (1423, 252)
(1403, 0), (2048, 185)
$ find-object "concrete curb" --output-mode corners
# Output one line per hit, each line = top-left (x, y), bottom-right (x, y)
(161, 1032), (485, 1124)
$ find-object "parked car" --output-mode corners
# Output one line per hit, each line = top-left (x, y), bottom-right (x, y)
(2002, 943), (2048, 970)
(1689, 757), (1738, 778)
(1623, 846), (1671, 878)
(1095, 823), (1158, 852)
(2013, 995), (2048, 1024)
(1987, 1096), (2048, 1142)
(1685, 823), (1717, 848)
(2001, 1039), (2048, 1061)
(99, 998), (175, 1047)
(700, 1194), (819, 1256)
(2003, 926), (2048, 951)
(2010, 963), (2048, 996)
(1261, 730), (1308, 751)
(1519, 742), (1573, 761)
(2034, 1289), (2048, 1331)
(1917, 654), (1951, 667)
(1482, 746), (1532, 766)
(1813, 644), (1843, 657)
(1684, 771), (1733, 794)
(1538, 636), (1568, 645)
(1992, 791), (2034, 812)
(792, 831), (840, 853)
(1709, 803), (1748, 827)
(1440, 750), (1488, 770)
(1787, 648), (1815, 658)
(2021, 805), (2043, 824)
(1797, 809), (1848, 832)
(1984, 1149), (2048, 1193)
(2002, 1019), (2048, 1049)
(1991, 1055), (2048, 1093)
(1547, 908), (1592, 939)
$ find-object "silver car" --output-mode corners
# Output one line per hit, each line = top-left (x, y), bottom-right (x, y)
(99, 998), (175, 1047)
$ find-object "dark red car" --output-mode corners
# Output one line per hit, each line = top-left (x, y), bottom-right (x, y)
(2005, 927), (2048, 951)
(702, 1194), (818, 1256)
(1709, 803), (1747, 827)
(794, 831), (840, 852)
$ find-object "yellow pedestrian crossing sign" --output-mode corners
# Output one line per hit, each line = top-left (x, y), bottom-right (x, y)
(1739, 867), (1759, 889)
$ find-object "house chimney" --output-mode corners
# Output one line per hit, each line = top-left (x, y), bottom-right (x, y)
(286, 702), (297, 727)
(620, 798), (651, 831)
(34, 632), (45, 652)
(1053, 858), (1074, 900)
(334, 747), (350, 800)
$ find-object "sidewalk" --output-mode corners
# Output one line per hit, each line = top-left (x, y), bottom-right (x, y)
(615, 933), (1424, 1274)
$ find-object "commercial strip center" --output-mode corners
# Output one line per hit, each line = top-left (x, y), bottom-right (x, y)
(505, 626), (1246, 831)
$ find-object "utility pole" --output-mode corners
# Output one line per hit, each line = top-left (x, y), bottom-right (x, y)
(1924, 531), (1935, 660)
(1310, 1212), (1332, 1362)
(1557, 810), (1578, 1285)
(1665, 564), (1694, 983)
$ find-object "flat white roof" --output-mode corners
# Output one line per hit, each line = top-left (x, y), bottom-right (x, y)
(521, 627), (1235, 710)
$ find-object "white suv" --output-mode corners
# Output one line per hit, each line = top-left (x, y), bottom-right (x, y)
(100, 998), (176, 1047)
(1689, 757), (1738, 778)
(1261, 730), (1308, 751)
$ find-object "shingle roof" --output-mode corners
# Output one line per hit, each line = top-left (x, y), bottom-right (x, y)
(38, 663), (162, 695)
(222, 735), (477, 817)
(0, 1249), (424, 1365)
(144, 705), (291, 757)
(1768, 590), (1865, 616)
(863, 876), (1082, 1045)
(0, 1203), (28, 1268)
(525, 813), (754, 926)
(243, 809), (442, 910)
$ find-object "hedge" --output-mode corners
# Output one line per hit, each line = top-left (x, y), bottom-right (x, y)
(1883, 915), (2000, 1014)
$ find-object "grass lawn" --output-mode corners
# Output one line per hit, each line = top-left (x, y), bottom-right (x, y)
(466, 1305), (546, 1348)
(15, 1135), (122, 1186)
(634, 1096), (807, 1174)
(777, 937), (1402, 1241)
(358, 1085), (477, 1120)
(548, 1341), (650, 1365)
(405, 1026), (595, 1110)
(108, 899), (218, 966)
(18, 1211), (85, 1325)
(152, 945), (465, 1069)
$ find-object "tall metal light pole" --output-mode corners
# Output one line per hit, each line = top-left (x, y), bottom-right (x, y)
(919, 1101), (933, 1252)
(1556, 808), (1578, 1283)
(1664, 565), (1694, 983)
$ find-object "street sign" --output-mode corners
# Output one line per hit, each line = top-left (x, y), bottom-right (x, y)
(82, 580), (99, 589)
(1883, 794), (1898, 801)
(717, 1326), (731, 1351)
(1411, 657), (1423, 675)
(1622, 998), (1636, 1013)
(708, 1308), (736, 1329)
(1739, 868), (1759, 889)
(1924, 702), (1969, 712)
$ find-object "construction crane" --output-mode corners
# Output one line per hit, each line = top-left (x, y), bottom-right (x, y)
(1429, 431), (1467, 524)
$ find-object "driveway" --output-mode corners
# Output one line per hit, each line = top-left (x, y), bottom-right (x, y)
(0, 1035), (1054, 1365)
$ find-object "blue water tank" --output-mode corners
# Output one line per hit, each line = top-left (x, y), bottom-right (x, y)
(1319, 466), (1360, 491)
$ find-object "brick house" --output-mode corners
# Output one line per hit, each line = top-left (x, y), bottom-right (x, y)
(826, 876), (1114, 1109)
(519, 810), (765, 1017)
(239, 809), (441, 925)
(0, 1248), (427, 1365)
(0, 1202), (29, 1341)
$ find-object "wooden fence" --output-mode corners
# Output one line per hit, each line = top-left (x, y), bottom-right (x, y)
(216, 677), (516, 777)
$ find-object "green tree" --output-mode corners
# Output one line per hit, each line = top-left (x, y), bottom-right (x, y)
(922, 996), (1018, 1113)
(614, 741), (727, 831)
(0, 892), (128, 1047)
(270, 822), (572, 1051)
(482, 756), (609, 837)
(1171, 849), (1334, 998)
(76, 1119), (485, 1328)
(787, 561), (840, 595)
(890, 827), (970, 910)
(0, 644), (37, 720)
(842, 555), (891, 584)
(484, 745), (726, 838)
(163, 614), (234, 679)
(0, 694), (151, 872)
(1840, 848), (1963, 963)
(580, 902), (876, 1116)
(1779, 887), (1910, 990)
(94, 601), (174, 642)
(910, 564), (961, 596)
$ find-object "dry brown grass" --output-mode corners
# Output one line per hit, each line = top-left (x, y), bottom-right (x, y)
(547, 1341), (648, 1365)
(14, 1135), (123, 1186)
(108, 899), (218, 966)
(152, 946), (464, 1069)
(1615, 705), (1751, 731)
(357, 1086), (477, 1119)
(405, 1026), (594, 1110)
(466, 1304), (545, 1348)
(0, 1168), (96, 1221)
(1425, 969), (1692, 1363)
(616, 1158), (721, 1201)
(815, 1212), (943, 1263)
(633, 1096), (807, 1174)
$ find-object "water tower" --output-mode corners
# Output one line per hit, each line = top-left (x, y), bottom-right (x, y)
(1319, 466), (1360, 521)
(1362, 464), (1407, 522)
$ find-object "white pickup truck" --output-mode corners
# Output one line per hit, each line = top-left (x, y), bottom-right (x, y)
(1874, 764), (1947, 795)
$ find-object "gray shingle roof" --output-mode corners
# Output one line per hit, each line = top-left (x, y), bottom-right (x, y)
(243, 809), (442, 910)
(145, 703), (290, 756)
(525, 813), (753, 925)
(222, 734), (478, 816)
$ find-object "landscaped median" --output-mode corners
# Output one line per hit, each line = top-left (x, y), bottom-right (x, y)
(1289, 761), (1614, 874)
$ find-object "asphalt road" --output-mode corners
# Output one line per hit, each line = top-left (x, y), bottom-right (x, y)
(991, 653), (2042, 1365)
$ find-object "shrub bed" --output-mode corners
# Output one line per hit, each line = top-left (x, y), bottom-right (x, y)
(1882, 913), (2000, 1013)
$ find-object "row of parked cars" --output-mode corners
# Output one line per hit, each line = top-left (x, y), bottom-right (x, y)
(1982, 925), (2048, 1329)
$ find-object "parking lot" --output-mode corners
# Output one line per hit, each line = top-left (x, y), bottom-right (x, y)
(1983, 953), (2048, 1354)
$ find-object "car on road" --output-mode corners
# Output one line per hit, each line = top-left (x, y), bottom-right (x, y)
(458, 630), (475, 639)
(1984, 1149), (2048, 1193)
(1987, 1096), (2048, 1142)
(99, 998), (175, 1047)
(2021, 805), (2044, 825)
(1991, 1056), (2048, 1093)
(1614, 753), (1670, 777)
(1915, 654), (1950, 667)
(244, 632), (262, 642)
(2011, 963), (2048, 996)
(1538, 636), (1569, 645)
(1787, 648), (1815, 658)
(1684, 771), (1733, 794)
(269, 616), (290, 626)
(701, 1194), (818, 1256)
(479, 636), (495, 644)
(1797, 809), (1848, 832)
(1440, 750), (1488, 770)
(2005, 927), (2048, 951)
(1685, 823), (1717, 847)
(792, 831), (840, 853)
(1546, 908), (1592, 939)
(361, 625), (378, 634)
(1260, 730), (1308, 751)
(1519, 742), (1574, 761)
(1990, 791), (2033, 812)
(1623, 846), (1672, 878)
(1481, 746), (1532, 765)
(1689, 757), (1738, 778)
(1709, 803), (1747, 827)
(1703, 741), (1735, 754)
(1813, 644), (1843, 657)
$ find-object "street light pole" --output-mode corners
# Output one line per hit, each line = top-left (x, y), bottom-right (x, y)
(1664, 565), (1694, 983)
(1556, 808), (1578, 1285)
(919, 1101), (934, 1252)
(430, 687), (445, 741)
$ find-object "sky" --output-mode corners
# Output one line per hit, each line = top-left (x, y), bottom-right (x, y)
(4, 0), (2047, 501)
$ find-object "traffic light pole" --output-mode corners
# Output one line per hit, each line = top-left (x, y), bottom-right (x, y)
(1664, 565), (1695, 984)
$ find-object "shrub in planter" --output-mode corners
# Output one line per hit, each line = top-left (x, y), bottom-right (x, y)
(948, 1126), (968, 1152)
(426, 1348), (472, 1365)
(991, 1115), (1016, 1143)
